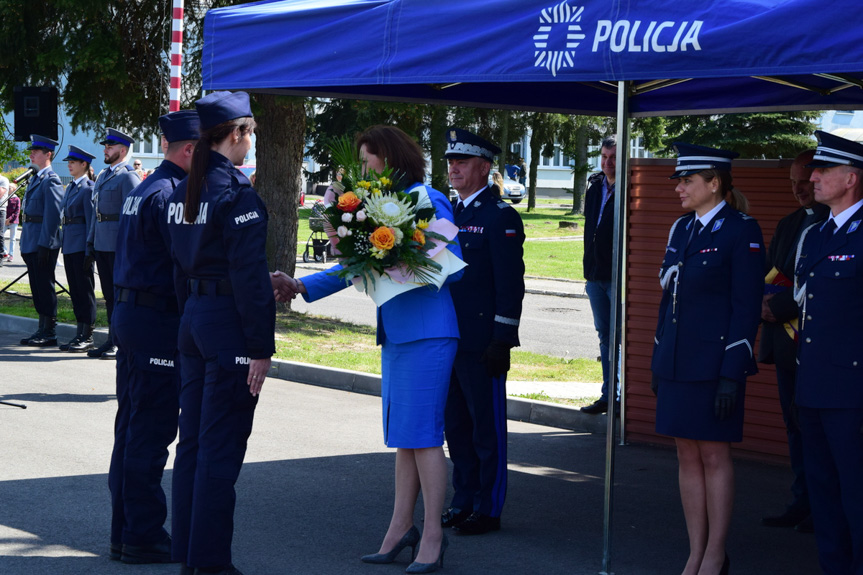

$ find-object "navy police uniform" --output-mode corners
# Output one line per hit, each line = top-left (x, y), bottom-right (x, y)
(87, 128), (141, 358)
(444, 128), (525, 530)
(652, 145), (764, 441)
(167, 92), (275, 572)
(793, 131), (863, 575)
(59, 145), (98, 351)
(107, 112), (200, 561)
(20, 135), (65, 346)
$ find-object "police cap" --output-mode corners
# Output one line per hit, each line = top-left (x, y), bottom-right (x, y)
(670, 142), (739, 179)
(28, 135), (59, 152)
(807, 130), (863, 170)
(62, 145), (96, 163)
(100, 128), (135, 147)
(195, 91), (253, 131)
(159, 110), (201, 143)
(444, 127), (501, 161)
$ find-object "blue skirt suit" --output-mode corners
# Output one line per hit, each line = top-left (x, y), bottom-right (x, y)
(651, 203), (764, 442)
(302, 184), (463, 448)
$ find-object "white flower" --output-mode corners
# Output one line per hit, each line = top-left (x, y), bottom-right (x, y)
(392, 227), (404, 245)
(356, 210), (367, 222)
(341, 212), (353, 223)
(337, 226), (348, 238)
(364, 194), (414, 227)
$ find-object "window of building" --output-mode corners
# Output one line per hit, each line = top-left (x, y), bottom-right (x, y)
(540, 143), (573, 168)
(132, 134), (161, 157)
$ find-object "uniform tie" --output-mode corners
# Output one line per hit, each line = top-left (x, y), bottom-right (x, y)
(824, 218), (838, 235)
(454, 201), (465, 218)
(688, 220), (703, 245)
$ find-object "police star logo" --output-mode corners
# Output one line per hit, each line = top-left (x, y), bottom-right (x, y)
(534, 1), (585, 77)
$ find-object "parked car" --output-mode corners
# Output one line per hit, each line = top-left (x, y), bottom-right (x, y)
(491, 176), (525, 204)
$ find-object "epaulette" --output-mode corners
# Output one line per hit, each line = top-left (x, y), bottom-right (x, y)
(498, 200), (514, 209)
(588, 171), (604, 184)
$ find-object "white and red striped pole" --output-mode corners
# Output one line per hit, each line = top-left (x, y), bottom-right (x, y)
(169, 0), (185, 112)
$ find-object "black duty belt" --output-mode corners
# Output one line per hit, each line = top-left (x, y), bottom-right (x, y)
(187, 278), (234, 297)
(116, 287), (179, 313)
(63, 216), (85, 225)
(22, 214), (43, 223)
(97, 213), (120, 222)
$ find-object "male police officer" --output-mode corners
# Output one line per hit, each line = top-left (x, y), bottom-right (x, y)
(794, 131), (863, 575)
(87, 128), (141, 359)
(759, 150), (827, 532)
(582, 136), (620, 414)
(58, 145), (98, 352)
(19, 135), (64, 347)
(107, 111), (200, 564)
(442, 128), (525, 535)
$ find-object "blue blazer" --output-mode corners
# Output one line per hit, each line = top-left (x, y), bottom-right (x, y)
(60, 177), (96, 255)
(652, 204), (765, 383)
(88, 163), (141, 252)
(795, 205), (863, 408)
(20, 167), (64, 253)
(302, 184), (462, 346)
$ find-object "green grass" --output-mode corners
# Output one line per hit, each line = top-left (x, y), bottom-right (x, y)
(510, 351), (601, 382)
(520, 208), (584, 239)
(512, 391), (599, 408)
(524, 240), (583, 280)
(0, 286), (111, 327)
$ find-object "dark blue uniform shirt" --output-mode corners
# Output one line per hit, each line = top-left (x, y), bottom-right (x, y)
(59, 177), (95, 255)
(114, 160), (187, 298)
(166, 151), (275, 359)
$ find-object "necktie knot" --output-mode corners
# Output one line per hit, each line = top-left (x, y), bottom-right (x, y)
(825, 219), (838, 234)
(454, 201), (465, 218)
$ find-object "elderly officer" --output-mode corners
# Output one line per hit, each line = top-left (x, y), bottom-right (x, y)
(87, 128), (141, 359)
(19, 135), (65, 347)
(442, 128), (525, 535)
(793, 131), (863, 575)
(758, 149), (827, 532)
(107, 111), (200, 565)
(58, 145), (98, 352)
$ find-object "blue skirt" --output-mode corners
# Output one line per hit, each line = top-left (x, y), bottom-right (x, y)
(381, 337), (457, 448)
(655, 377), (746, 442)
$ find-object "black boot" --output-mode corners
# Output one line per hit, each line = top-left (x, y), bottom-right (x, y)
(28, 316), (58, 347)
(88, 327), (117, 359)
(60, 323), (84, 351)
(68, 324), (95, 353)
(20, 316), (45, 345)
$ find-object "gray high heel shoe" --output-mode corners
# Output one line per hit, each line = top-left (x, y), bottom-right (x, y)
(405, 534), (448, 573)
(361, 525), (420, 564)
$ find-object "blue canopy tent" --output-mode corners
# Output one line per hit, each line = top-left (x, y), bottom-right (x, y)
(202, 0), (863, 571)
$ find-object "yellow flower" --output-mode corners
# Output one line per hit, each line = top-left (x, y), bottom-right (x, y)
(412, 228), (426, 247)
(369, 226), (396, 251)
(379, 176), (391, 188)
(416, 219), (430, 230)
(371, 188), (382, 196)
(357, 180), (371, 189)
(337, 191), (361, 212)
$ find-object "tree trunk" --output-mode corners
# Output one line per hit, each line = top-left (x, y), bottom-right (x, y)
(429, 106), (448, 192)
(498, 113), (510, 177)
(253, 94), (306, 304)
(571, 124), (589, 214)
(528, 124), (542, 212)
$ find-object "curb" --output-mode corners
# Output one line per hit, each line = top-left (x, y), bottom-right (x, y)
(1, 313), (609, 435)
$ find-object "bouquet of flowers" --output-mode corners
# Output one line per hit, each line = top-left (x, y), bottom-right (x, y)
(321, 137), (465, 305)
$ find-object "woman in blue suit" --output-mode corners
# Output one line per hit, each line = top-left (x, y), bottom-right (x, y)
(59, 145), (97, 352)
(280, 126), (461, 574)
(651, 143), (764, 575)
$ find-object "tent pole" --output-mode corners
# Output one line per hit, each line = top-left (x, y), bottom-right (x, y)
(601, 79), (631, 575)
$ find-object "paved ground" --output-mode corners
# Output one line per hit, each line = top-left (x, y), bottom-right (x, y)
(0, 328), (820, 575)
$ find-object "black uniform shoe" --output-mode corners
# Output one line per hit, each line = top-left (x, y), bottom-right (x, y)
(99, 345), (118, 359)
(20, 317), (46, 345)
(87, 340), (115, 358)
(120, 536), (176, 564)
(109, 542), (122, 561)
(795, 515), (815, 533)
(441, 507), (472, 528)
(761, 509), (809, 528)
(581, 399), (608, 414)
(452, 512), (501, 535)
(27, 317), (58, 347)
(68, 324), (95, 353)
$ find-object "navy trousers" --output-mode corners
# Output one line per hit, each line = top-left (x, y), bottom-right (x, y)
(798, 406), (863, 575)
(109, 299), (180, 546)
(22, 249), (59, 316)
(171, 294), (258, 570)
(63, 251), (96, 325)
(95, 250), (116, 322)
(445, 351), (508, 518)
(775, 366), (809, 516)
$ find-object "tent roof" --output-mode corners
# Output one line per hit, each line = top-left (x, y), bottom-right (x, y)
(202, 0), (863, 116)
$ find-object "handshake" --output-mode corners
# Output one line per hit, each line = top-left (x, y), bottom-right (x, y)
(270, 270), (306, 303)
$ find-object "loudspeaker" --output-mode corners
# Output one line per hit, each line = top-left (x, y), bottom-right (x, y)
(14, 86), (59, 142)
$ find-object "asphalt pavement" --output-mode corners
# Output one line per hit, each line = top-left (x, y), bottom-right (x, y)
(0, 326), (820, 575)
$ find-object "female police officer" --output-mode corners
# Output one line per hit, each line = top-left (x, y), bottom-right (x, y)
(167, 91), (275, 575)
(58, 145), (97, 352)
(651, 143), (764, 575)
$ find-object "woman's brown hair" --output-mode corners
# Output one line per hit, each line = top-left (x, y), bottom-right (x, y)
(355, 125), (426, 186)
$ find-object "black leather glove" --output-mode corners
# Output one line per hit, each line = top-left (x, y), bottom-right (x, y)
(714, 377), (738, 421)
(37, 245), (50, 267)
(481, 340), (511, 378)
(650, 372), (659, 397)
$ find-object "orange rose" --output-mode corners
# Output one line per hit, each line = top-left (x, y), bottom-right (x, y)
(370, 226), (396, 251)
(337, 191), (361, 212)
(412, 228), (426, 247)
